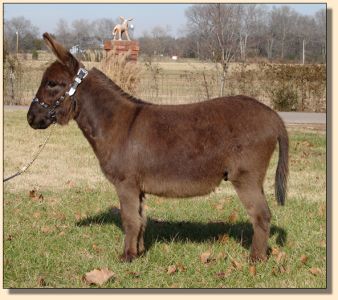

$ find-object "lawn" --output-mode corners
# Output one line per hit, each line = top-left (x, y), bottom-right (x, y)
(3, 109), (326, 289)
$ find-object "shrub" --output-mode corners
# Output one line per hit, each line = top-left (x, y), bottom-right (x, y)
(32, 50), (38, 60)
(271, 85), (298, 111)
(100, 50), (142, 95)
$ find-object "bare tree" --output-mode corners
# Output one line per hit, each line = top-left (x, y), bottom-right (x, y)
(4, 17), (39, 53)
(315, 9), (326, 63)
(55, 19), (73, 49)
(186, 4), (241, 96)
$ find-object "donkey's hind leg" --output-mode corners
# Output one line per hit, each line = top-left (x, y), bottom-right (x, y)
(116, 181), (145, 262)
(137, 192), (147, 255)
(232, 177), (271, 262)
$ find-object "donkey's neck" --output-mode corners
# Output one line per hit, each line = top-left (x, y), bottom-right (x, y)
(73, 67), (144, 157)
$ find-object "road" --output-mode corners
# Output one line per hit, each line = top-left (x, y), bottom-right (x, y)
(278, 112), (326, 125)
(4, 106), (326, 125)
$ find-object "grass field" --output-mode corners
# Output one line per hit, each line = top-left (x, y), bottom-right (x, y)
(3, 109), (326, 289)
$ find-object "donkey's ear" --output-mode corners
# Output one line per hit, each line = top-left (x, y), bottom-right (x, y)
(43, 32), (79, 74)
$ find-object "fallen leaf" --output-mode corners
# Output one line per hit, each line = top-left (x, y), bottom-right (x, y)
(215, 267), (233, 278)
(200, 251), (212, 264)
(41, 226), (54, 234)
(37, 276), (47, 287)
(228, 211), (238, 223)
(300, 255), (308, 265)
(84, 268), (115, 286)
(271, 247), (280, 257)
(249, 265), (257, 276)
(167, 265), (177, 275)
(29, 189), (37, 198)
(92, 244), (103, 253)
(279, 265), (287, 274)
(231, 259), (242, 271)
(309, 267), (322, 276)
(128, 271), (141, 278)
(272, 265), (289, 276)
(6, 235), (14, 241)
(218, 234), (229, 244)
(58, 231), (65, 236)
(275, 251), (287, 263)
(177, 263), (187, 272)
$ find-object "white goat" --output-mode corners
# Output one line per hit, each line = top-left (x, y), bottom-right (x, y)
(112, 16), (134, 41)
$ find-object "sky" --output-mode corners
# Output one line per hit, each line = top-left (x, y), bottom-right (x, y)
(4, 3), (326, 38)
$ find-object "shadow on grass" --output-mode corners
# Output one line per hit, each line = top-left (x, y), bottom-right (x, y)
(76, 206), (287, 251)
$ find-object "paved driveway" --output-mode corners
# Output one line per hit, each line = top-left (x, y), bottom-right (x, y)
(278, 112), (326, 124)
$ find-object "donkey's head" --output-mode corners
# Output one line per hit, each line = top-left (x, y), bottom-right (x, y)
(27, 33), (83, 129)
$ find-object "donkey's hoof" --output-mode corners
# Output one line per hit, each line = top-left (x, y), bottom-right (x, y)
(119, 252), (137, 263)
(250, 253), (267, 263)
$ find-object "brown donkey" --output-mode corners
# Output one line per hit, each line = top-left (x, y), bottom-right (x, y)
(27, 33), (288, 262)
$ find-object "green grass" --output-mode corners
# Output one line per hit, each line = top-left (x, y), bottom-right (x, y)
(3, 110), (326, 288)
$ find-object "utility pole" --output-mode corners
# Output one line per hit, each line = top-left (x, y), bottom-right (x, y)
(16, 31), (19, 57)
(302, 39), (305, 64)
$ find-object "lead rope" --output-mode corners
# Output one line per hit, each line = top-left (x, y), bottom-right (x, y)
(3, 123), (56, 183)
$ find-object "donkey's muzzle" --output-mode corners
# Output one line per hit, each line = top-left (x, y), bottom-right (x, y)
(27, 103), (53, 129)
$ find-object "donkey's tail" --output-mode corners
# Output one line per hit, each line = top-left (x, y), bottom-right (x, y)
(275, 122), (289, 206)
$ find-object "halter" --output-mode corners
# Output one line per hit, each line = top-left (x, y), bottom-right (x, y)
(32, 67), (88, 122)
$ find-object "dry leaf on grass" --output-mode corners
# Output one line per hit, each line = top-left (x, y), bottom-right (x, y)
(128, 271), (141, 278)
(177, 263), (187, 272)
(200, 251), (212, 264)
(228, 211), (238, 223)
(37, 276), (47, 287)
(300, 255), (309, 265)
(167, 265), (177, 275)
(218, 234), (229, 244)
(215, 267), (233, 279)
(249, 265), (257, 276)
(92, 244), (103, 253)
(29, 189), (37, 198)
(84, 268), (115, 286)
(309, 267), (322, 276)
(231, 259), (243, 271)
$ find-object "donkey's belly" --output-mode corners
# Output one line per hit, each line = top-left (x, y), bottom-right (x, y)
(142, 173), (223, 198)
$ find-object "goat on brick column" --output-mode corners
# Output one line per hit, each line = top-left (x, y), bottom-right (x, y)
(112, 16), (134, 41)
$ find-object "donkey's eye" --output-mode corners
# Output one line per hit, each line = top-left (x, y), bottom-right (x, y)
(47, 80), (57, 88)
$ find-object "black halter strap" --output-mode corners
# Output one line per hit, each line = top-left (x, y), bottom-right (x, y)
(32, 67), (88, 122)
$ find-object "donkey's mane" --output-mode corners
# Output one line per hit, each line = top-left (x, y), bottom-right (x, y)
(91, 67), (152, 106)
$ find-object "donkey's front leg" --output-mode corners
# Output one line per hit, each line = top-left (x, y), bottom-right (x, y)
(116, 181), (144, 262)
